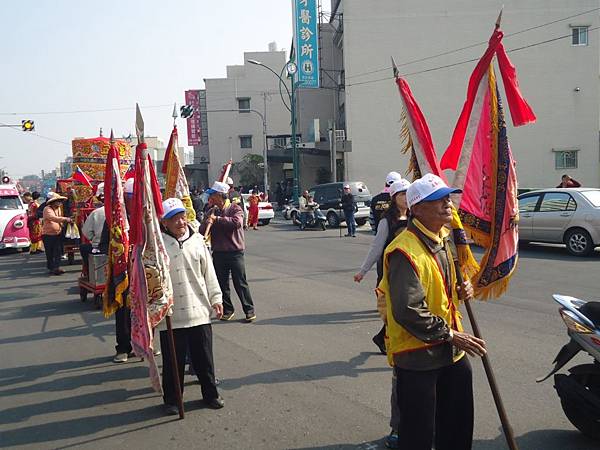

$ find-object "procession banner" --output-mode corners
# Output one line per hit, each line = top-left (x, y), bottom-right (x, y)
(441, 26), (536, 299)
(162, 125), (196, 222)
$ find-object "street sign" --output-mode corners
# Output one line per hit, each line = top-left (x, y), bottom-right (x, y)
(292, 0), (319, 88)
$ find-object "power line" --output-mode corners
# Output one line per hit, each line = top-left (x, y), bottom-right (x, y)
(346, 26), (598, 87)
(343, 7), (599, 80)
(0, 121), (71, 146)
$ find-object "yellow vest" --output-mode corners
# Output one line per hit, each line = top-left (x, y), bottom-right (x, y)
(378, 220), (464, 367)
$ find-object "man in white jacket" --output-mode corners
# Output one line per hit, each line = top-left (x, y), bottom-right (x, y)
(159, 197), (225, 415)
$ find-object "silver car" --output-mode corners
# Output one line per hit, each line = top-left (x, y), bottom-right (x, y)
(518, 188), (600, 256)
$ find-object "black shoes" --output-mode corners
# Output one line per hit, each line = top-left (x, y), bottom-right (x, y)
(205, 396), (225, 409)
(163, 404), (179, 415)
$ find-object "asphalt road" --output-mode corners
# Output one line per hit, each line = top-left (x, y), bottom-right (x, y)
(1, 220), (599, 450)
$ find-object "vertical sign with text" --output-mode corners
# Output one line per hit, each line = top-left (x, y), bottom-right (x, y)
(292, 0), (319, 88)
(185, 90), (201, 146)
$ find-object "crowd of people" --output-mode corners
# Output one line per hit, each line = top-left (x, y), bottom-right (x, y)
(14, 170), (587, 448)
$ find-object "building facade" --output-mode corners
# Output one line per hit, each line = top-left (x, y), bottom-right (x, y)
(331, 0), (600, 190)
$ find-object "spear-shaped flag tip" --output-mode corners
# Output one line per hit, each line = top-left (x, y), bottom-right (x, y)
(495, 6), (504, 29)
(391, 56), (399, 79)
(172, 103), (178, 119)
(110, 128), (115, 142)
(135, 103), (144, 143)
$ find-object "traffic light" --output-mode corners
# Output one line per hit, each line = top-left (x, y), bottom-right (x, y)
(180, 105), (194, 119)
(22, 120), (35, 132)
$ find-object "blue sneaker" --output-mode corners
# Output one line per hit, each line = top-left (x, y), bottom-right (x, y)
(384, 431), (399, 449)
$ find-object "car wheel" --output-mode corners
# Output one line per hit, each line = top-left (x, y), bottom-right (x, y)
(291, 211), (300, 225)
(355, 218), (367, 227)
(564, 228), (594, 256)
(260, 219), (270, 225)
(327, 212), (339, 228)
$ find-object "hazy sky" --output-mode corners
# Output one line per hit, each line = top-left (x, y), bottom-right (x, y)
(0, 0), (293, 178)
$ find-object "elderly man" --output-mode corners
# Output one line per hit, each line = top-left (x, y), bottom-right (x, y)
(199, 181), (256, 322)
(159, 197), (224, 414)
(378, 173), (487, 450)
(81, 182), (106, 278)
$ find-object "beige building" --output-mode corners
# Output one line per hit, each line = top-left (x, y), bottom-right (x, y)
(331, 0), (600, 190)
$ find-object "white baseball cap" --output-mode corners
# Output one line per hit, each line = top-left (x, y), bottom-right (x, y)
(389, 179), (411, 197)
(206, 181), (230, 195)
(385, 171), (402, 186)
(226, 177), (234, 185)
(406, 173), (462, 209)
(46, 191), (55, 200)
(124, 178), (134, 194)
(95, 182), (105, 197)
(162, 198), (186, 219)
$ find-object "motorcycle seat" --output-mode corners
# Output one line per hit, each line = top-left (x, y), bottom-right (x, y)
(578, 302), (600, 329)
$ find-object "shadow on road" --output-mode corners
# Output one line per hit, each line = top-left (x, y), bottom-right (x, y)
(518, 242), (600, 261)
(254, 310), (380, 326)
(0, 404), (167, 448)
(474, 427), (597, 450)
(219, 351), (388, 391)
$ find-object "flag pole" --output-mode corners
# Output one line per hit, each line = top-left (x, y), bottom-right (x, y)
(454, 262), (518, 450)
(137, 103), (185, 419)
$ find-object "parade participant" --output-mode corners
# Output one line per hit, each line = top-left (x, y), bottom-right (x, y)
(159, 198), (224, 414)
(41, 193), (72, 275)
(556, 174), (581, 188)
(27, 191), (44, 254)
(80, 182), (106, 278)
(379, 173), (486, 450)
(199, 181), (256, 322)
(354, 178), (410, 449)
(341, 184), (356, 237)
(369, 171), (402, 233)
(247, 190), (260, 230)
(22, 192), (32, 205)
(298, 190), (310, 230)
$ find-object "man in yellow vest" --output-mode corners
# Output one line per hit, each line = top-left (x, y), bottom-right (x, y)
(378, 173), (486, 450)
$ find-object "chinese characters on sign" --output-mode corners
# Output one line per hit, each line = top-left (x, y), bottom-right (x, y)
(184, 90), (202, 146)
(292, 0), (319, 88)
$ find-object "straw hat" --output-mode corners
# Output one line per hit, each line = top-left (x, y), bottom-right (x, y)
(46, 193), (68, 205)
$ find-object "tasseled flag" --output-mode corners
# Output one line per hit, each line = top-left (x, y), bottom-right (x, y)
(441, 26), (536, 299)
(102, 139), (129, 317)
(394, 72), (479, 279)
(162, 125), (196, 222)
(129, 142), (173, 394)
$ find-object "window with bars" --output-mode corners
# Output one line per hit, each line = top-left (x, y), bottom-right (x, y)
(554, 150), (578, 169)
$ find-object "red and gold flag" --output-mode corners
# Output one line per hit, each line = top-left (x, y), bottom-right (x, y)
(162, 125), (196, 222)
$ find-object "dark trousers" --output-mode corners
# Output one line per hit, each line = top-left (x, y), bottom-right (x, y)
(42, 234), (63, 271)
(395, 357), (474, 450)
(115, 306), (131, 354)
(160, 324), (218, 405)
(344, 209), (356, 235)
(79, 243), (92, 276)
(212, 251), (255, 315)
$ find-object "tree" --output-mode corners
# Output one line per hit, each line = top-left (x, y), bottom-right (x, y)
(232, 154), (264, 188)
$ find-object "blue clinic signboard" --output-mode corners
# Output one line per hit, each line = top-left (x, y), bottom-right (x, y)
(292, 0), (319, 88)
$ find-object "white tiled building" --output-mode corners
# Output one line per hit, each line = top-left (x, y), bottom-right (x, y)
(331, 0), (600, 190)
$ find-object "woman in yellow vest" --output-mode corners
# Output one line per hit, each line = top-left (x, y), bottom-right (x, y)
(378, 173), (486, 450)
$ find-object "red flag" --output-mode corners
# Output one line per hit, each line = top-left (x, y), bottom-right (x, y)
(102, 142), (129, 317)
(129, 142), (172, 394)
(441, 26), (536, 299)
(72, 165), (93, 187)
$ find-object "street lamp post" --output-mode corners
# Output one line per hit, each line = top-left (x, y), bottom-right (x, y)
(248, 59), (300, 202)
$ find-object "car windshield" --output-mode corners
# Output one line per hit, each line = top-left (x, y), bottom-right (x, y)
(0, 196), (21, 210)
(581, 190), (600, 207)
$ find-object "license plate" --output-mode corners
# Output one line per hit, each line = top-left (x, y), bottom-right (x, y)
(356, 202), (365, 207)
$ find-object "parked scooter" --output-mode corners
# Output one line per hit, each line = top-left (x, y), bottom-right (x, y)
(537, 294), (600, 440)
(299, 202), (327, 231)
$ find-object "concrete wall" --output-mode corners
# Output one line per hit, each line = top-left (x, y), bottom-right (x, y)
(204, 51), (292, 187)
(341, 0), (600, 191)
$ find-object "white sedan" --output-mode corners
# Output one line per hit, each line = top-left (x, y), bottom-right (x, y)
(241, 194), (274, 225)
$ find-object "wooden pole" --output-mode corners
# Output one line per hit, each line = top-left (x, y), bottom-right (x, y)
(165, 316), (184, 419)
(455, 261), (518, 450)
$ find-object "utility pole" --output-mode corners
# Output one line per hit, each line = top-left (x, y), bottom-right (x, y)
(329, 121), (337, 183)
(262, 92), (269, 195)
